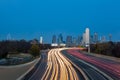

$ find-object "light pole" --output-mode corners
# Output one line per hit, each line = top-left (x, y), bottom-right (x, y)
(88, 44), (90, 53)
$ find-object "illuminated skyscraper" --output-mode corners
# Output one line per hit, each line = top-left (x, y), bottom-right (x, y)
(7, 33), (11, 41)
(85, 28), (90, 45)
(82, 32), (86, 46)
(82, 28), (90, 46)
(40, 36), (43, 44)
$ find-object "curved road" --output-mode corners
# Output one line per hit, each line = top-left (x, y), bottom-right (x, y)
(62, 50), (113, 80)
(22, 48), (116, 80)
(42, 49), (85, 80)
(23, 52), (47, 80)
(65, 48), (120, 80)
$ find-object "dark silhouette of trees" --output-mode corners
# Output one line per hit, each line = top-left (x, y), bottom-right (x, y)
(17, 40), (31, 53)
(112, 42), (120, 57)
(0, 40), (31, 59)
(30, 44), (40, 57)
(0, 40), (52, 59)
(91, 41), (120, 58)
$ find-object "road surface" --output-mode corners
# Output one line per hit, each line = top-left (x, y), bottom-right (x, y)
(23, 52), (48, 80)
(62, 50), (113, 80)
(42, 48), (85, 80)
(65, 48), (120, 80)
(20, 48), (119, 80)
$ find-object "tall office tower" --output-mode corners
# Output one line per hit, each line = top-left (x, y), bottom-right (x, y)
(99, 36), (101, 42)
(66, 36), (72, 47)
(40, 36), (43, 44)
(90, 35), (94, 44)
(94, 32), (98, 43)
(58, 34), (63, 44)
(72, 37), (77, 47)
(85, 28), (90, 45)
(52, 35), (57, 43)
(77, 35), (82, 46)
(82, 32), (86, 46)
(7, 33), (11, 41)
(101, 36), (106, 42)
(109, 34), (112, 41)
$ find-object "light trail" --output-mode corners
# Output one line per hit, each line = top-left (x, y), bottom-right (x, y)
(67, 49), (120, 79)
(41, 48), (80, 80)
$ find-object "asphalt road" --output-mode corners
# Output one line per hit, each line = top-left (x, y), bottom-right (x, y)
(40, 48), (114, 80)
(62, 50), (113, 80)
(23, 52), (48, 80)
(65, 48), (120, 80)
(15, 48), (120, 80)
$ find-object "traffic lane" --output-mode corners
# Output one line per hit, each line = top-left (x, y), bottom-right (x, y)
(78, 50), (120, 64)
(57, 49), (79, 80)
(42, 49), (80, 80)
(23, 52), (47, 80)
(80, 52), (120, 80)
(66, 49), (120, 79)
(62, 50), (113, 80)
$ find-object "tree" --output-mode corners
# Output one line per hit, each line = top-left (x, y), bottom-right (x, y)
(30, 44), (40, 57)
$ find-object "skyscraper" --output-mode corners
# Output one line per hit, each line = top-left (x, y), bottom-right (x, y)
(7, 33), (11, 41)
(109, 34), (112, 41)
(72, 37), (77, 47)
(94, 32), (98, 43)
(52, 35), (57, 43)
(90, 35), (94, 44)
(58, 34), (63, 44)
(40, 36), (43, 44)
(66, 36), (72, 47)
(85, 28), (90, 46)
(82, 32), (86, 46)
(101, 36), (106, 42)
(77, 35), (82, 46)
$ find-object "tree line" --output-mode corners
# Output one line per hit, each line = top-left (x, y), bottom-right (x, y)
(1, 40), (119, 59)
(0, 40), (51, 59)
(90, 41), (120, 58)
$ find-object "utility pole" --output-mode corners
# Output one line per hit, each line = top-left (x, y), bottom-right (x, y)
(88, 44), (90, 53)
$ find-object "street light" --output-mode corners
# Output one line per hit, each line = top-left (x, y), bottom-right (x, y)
(86, 44), (90, 53)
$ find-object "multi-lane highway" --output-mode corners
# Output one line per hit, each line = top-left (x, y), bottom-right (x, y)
(42, 48), (85, 80)
(23, 48), (119, 80)
(65, 48), (120, 80)
(62, 50), (113, 80)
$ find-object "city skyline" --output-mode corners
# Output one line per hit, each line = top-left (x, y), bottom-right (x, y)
(51, 28), (113, 47)
(0, 28), (115, 43)
(0, 0), (120, 42)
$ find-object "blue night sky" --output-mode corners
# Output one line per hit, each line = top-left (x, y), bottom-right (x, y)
(0, 0), (120, 43)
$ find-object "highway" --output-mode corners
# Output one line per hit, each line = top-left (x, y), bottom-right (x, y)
(22, 48), (119, 80)
(65, 48), (120, 80)
(41, 48), (86, 80)
(62, 50), (113, 80)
